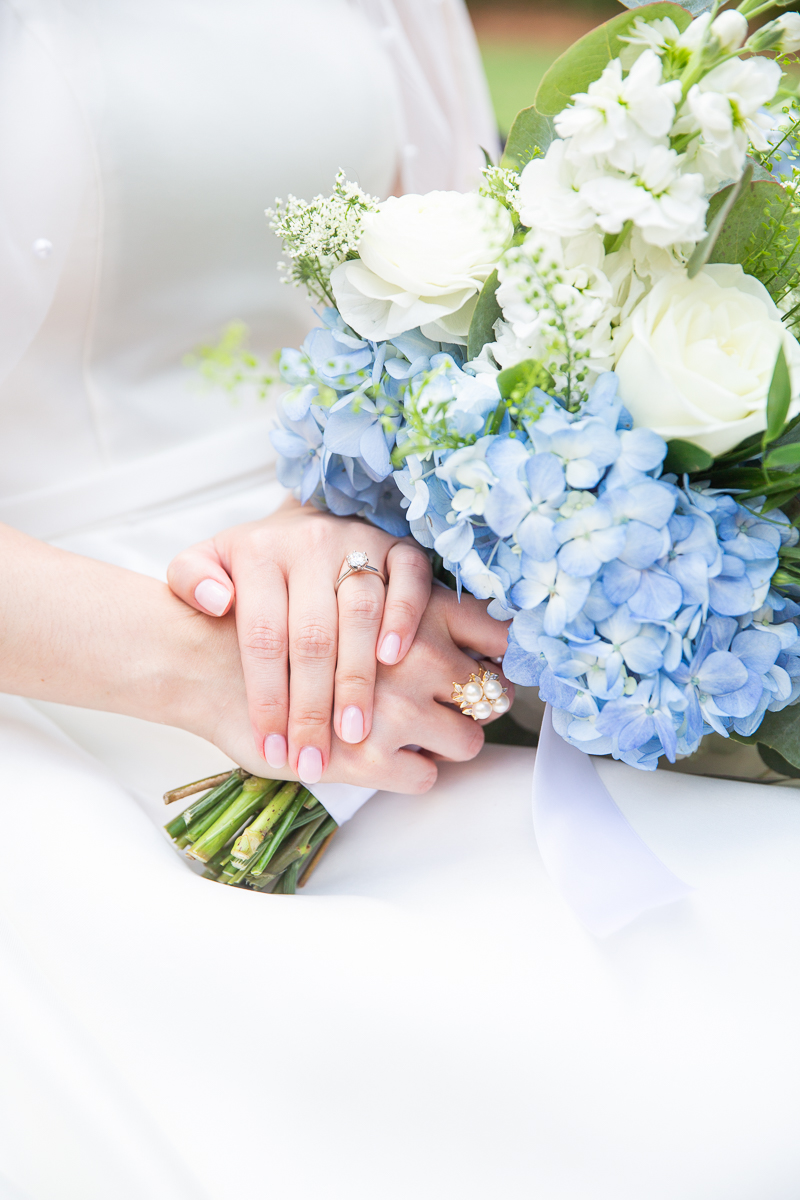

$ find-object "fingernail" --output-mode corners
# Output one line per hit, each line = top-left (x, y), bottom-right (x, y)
(194, 578), (231, 616)
(378, 631), (401, 664)
(264, 734), (287, 769)
(297, 746), (323, 785)
(341, 705), (364, 744)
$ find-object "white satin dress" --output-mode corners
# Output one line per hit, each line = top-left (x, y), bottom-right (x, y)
(1, 4), (800, 1199)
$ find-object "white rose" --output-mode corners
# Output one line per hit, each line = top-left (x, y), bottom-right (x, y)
(330, 192), (512, 343)
(614, 264), (800, 456)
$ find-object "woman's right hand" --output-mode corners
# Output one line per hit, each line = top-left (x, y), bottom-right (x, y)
(202, 585), (512, 794)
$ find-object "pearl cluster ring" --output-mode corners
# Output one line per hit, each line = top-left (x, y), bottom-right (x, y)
(451, 670), (510, 721)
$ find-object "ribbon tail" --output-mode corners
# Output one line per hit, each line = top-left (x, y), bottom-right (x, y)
(532, 706), (692, 937)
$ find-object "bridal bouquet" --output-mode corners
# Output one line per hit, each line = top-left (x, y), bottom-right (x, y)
(165, 0), (800, 882)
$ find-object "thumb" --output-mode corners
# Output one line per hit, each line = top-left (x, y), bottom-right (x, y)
(167, 541), (235, 617)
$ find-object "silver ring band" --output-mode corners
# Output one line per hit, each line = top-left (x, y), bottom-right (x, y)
(335, 552), (387, 594)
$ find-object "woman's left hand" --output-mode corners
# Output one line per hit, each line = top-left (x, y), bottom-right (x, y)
(166, 496), (432, 784)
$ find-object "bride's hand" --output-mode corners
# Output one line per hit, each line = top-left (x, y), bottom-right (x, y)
(166, 496), (432, 784)
(203, 584), (513, 794)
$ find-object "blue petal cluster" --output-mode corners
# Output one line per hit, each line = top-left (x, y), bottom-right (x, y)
(274, 312), (800, 770)
(271, 310), (468, 536)
(423, 375), (800, 768)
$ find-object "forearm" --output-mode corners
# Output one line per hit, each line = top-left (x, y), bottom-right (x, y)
(0, 523), (234, 732)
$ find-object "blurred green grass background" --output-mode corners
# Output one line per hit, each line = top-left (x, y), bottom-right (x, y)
(477, 44), (557, 132)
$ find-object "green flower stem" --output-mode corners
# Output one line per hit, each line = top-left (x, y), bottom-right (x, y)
(180, 784), (245, 846)
(164, 772), (243, 839)
(187, 777), (278, 863)
(281, 861), (303, 895)
(163, 769), (244, 807)
(248, 791), (309, 877)
(229, 782), (303, 864)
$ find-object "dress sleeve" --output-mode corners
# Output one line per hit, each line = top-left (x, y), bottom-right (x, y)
(345, 0), (500, 194)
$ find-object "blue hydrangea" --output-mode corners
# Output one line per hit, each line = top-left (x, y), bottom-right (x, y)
(274, 310), (800, 770)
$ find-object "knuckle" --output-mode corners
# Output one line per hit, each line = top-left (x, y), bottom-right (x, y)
(384, 596), (420, 629)
(336, 668), (374, 692)
(341, 587), (383, 624)
(293, 623), (335, 660)
(410, 764), (438, 794)
(291, 707), (331, 731)
(392, 546), (431, 577)
(241, 621), (287, 663)
(465, 724), (485, 759)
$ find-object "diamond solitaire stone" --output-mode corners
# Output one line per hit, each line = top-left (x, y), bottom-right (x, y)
(347, 551), (369, 568)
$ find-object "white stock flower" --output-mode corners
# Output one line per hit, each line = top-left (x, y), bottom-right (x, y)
(709, 10), (748, 53)
(580, 145), (707, 248)
(614, 263), (800, 455)
(619, 16), (682, 68)
(330, 192), (513, 343)
(772, 12), (800, 54)
(556, 51), (681, 174)
(678, 56), (782, 188)
(516, 140), (598, 238)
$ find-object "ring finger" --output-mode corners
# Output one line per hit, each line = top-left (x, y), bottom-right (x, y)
(334, 560), (387, 745)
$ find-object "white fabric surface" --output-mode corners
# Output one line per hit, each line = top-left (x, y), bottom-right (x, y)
(1, 2), (800, 1197)
(3, 705), (800, 1200)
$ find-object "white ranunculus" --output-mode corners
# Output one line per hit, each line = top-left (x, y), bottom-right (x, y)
(330, 192), (513, 343)
(614, 263), (800, 456)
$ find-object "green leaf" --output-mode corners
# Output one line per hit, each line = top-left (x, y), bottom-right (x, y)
(765, 441), (800, 468)
(707, 168), (800, 302)
(686, 165), (752, 280)
(766, 345), (792, 443)
(496, 358), (555, 402)
(501, 107), (556, 171)
(467, 270), (502, 361)
(534, 3), (693, 117)
(761, 488), (799, 514)
(620, 0), (713, 10)
(757, 743), (800, 778)
(662, 439), (714, 475)
(742, 705), (800, 770)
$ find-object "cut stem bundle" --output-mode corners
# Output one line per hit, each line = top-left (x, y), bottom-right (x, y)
(163, 770), (336, 892)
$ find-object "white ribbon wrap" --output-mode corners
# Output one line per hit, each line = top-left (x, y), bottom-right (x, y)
(533, 705), (692, 937)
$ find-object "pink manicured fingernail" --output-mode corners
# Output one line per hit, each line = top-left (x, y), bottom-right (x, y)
(264, 734), (287, 769)
(378, 631), (401, 664)
(297, 746), (323, 785)
(341, 705), (364, 744)
(194, 578), (231, 616)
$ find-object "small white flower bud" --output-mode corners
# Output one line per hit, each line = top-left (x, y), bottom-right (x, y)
(775, 11), (800, 53)
(710, 10), (748, 52)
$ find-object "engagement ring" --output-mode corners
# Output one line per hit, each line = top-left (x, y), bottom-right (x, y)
(452, 670), (510, 721)
(335, 551), (387, 594)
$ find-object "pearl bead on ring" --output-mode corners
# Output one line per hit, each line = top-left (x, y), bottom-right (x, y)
(335, 551), (387, 594)
(451, 670), (510, 721)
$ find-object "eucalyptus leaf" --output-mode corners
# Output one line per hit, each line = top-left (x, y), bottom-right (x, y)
(708, 171), (800, 302)
(686, 165), (751, 280)
(467, 270), (501, 361)
(663, 439), (714, 475)
(766, 345), (791, 443)
(743, 706), (800, 770)
(502, 107), (556, 171)
(534, 3), (693, 117)
(619, 0), (713, 12)
(757, 743), (800, 778)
